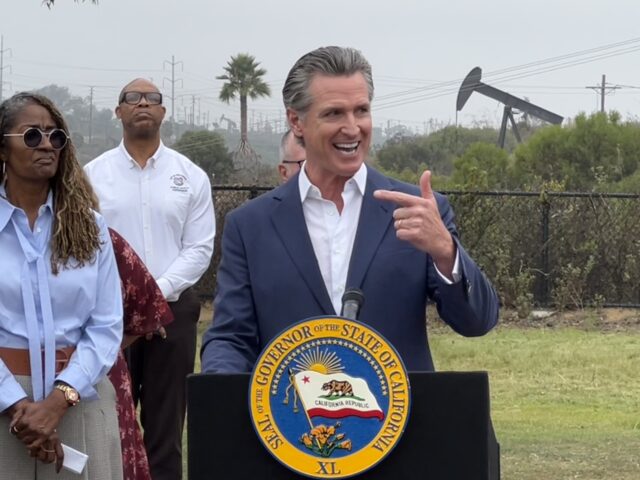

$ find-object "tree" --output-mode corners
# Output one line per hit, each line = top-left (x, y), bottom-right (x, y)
(374, 125), (513, 179)
(173, 130), (234, 183)
(216, 54), (270, 182)
(450, 142), (512, 190)
(217, 53), (271, 146)
(31, 84), (120, 164)
(512, 112), (640, 191)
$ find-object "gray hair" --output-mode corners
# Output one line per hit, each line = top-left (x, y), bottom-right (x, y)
(282, 46), (374, 114)
(279, 129), (293, 161)
(279, 128), (305, 159)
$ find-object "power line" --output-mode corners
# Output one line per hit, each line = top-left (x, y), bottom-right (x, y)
(374, 38), (640, 110)
(10, 56), (163, 74)
(375, 43), (640, 111)
(378, 37), (640, 103)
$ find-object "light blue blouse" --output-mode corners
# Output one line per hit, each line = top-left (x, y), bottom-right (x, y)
(0, 185), (123, 411)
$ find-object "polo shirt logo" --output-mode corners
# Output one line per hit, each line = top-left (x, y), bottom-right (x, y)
(170, 174), (189, 192)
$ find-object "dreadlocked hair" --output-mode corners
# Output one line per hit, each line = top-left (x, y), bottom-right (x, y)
(0, 92), (102, 274)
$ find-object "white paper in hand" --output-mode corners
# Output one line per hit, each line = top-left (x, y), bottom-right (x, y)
(61, 443), (88, 475)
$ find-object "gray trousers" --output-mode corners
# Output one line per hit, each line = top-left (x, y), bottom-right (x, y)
(0, 376), (123, 480)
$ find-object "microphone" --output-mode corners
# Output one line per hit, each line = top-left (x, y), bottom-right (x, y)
(340, 288), (365, 320)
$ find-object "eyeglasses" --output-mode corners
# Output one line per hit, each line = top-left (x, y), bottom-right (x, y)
(282, 159), (305, 169)
(3, 128), (69, 150)
(119, 91), (163, 105)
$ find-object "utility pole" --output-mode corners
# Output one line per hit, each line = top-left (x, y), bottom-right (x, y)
(88, 86), (94, 144)
(163, 55), (183, 129)
(0, 36), (13, 103)
(191, 95), (196, 126)
(586, 75), (621, 113)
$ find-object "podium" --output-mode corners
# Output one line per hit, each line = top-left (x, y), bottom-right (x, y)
(187, 372), (500, 479)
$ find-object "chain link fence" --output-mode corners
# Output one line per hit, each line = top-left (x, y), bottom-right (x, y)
(194, 187), (640, 310)
(446, 191), (640, 309)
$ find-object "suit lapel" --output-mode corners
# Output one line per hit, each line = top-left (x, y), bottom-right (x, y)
(347, 167), (395, 290)
(270, 180), (335, 314)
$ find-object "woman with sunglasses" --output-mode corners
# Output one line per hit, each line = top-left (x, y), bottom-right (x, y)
(0, 92), (124, 479)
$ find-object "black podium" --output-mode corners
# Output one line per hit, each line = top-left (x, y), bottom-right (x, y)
(187, 372), (500, 479)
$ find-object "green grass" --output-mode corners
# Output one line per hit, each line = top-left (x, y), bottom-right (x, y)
(184, 316), (640, 479)
(430, 325), (640, 479)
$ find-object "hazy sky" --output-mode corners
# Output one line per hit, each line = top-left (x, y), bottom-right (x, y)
(2, 0), (640, 133)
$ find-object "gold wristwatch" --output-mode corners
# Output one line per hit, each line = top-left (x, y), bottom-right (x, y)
(54, 383), (80, 407)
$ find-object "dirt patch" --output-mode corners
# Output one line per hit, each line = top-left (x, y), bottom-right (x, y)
(202, 302), (640, 333)
(490, 307), (640, 331)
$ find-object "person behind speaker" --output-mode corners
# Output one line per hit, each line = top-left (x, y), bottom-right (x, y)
(84, 78), (215, 480)
(201, 46), (499, 374)
(278, 128), (306, 183)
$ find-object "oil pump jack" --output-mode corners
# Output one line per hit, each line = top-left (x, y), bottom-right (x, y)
(456, 67), (564, 148)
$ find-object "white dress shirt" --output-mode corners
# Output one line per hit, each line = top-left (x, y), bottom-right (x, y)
(84, 141), (215, 302)
(299, 166), (366, 314)
(298, 165), (460, 314)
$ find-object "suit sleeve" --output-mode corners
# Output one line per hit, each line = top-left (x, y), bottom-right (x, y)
(200, 213), (260, 373)
(428, 194), (500, 336)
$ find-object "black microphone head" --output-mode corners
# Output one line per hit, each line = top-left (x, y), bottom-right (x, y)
(341, 288), (365, 320)
(342, 288), (364, 306)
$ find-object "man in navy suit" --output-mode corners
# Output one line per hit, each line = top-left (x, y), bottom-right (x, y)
(201, 46), (499, 373)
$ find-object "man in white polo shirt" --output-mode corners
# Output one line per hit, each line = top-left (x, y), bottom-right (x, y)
(84, 78), (215, 480)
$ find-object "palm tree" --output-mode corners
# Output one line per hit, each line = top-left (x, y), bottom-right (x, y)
(217, 53), (271, 147)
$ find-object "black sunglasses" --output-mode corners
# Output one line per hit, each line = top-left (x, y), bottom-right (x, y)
(119, 91), (163, 105)
(4, 127), (69, 150)
(282, 159), (305, 168)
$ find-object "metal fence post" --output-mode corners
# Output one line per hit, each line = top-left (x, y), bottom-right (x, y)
(540, 198), (551, 307)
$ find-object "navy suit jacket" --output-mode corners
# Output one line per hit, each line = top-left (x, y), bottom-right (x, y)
(201, 167), (499, 373)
